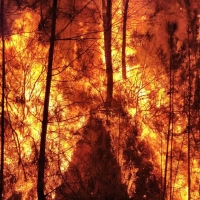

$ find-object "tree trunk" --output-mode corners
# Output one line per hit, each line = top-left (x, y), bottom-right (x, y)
(102, 0), (113, 106)
(184, 1), (192, 197)
(187, 25), (191, 200)
(122, 0), (129, 80)
(0, 0), (5, 198)
(37, 0), (57, 199)
(162, 22), (177, 200)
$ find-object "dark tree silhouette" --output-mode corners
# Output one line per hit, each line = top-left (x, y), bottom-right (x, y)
(37, 0), (58, 199)
(122, 0), (129, 80)
(102, 0), (113, 106)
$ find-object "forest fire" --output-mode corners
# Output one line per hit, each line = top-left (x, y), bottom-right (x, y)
(0, 0), (200, 199)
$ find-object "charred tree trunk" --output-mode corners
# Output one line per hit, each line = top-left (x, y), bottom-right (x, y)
(0, 0), (5, 198)
(37, 0), (57, 199)
(122, 0), (129, 80)
(102, 0), (113, 106)
(162, 22), (177, 200)
(187, 25), (191, 200)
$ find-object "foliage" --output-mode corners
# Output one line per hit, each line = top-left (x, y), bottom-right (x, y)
(56, 117), (129, 200)
(122, 128), (160, 199)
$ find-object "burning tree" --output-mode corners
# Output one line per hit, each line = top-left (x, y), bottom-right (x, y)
(0, 0), (200, 199)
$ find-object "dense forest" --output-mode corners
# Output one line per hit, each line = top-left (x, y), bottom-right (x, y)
(0, 0), (200, 199)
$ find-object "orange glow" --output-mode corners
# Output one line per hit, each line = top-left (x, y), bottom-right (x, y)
(1, 1), (200, 199)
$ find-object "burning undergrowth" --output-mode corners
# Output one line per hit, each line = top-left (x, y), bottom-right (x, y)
(55, 110), (161, 199)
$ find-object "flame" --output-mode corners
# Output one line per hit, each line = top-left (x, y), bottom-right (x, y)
(2, 9), (88, 199)
(1, 1), (200, 200)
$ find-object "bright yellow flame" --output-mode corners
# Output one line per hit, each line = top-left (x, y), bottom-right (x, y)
(128, 108), (137, 117)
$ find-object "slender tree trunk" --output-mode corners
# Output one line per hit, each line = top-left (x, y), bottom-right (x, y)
(102, 0), (113, 106)
(162, 52), (173, 200)
(0, 0), (5, 198)
(169, 51), (174, 200)
(187, 25), (191, 200)
(37, 0), (57, 199)
(162, 22), (177, 200)
(122, 0), (129, 80)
